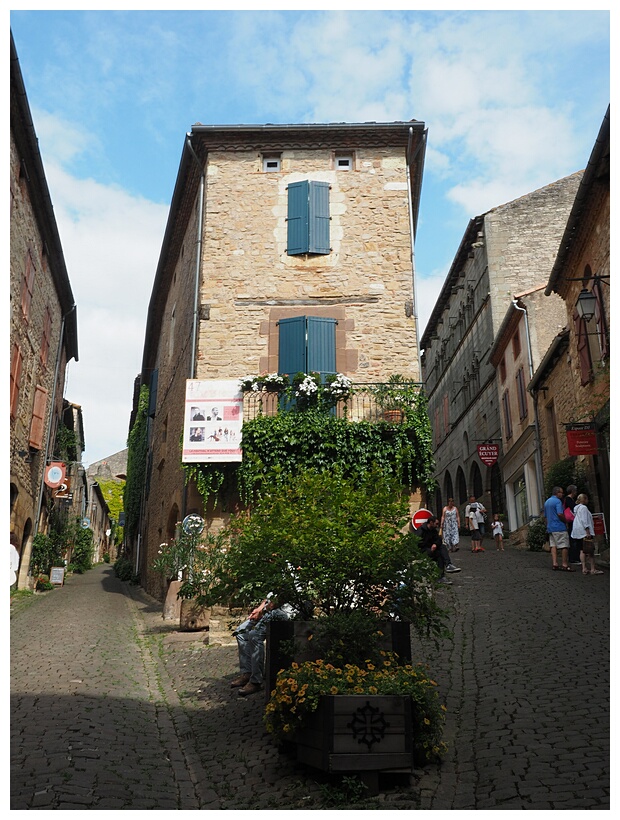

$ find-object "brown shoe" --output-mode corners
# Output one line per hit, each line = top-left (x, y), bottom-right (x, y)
(238, 681), (262, 697)
(230, 674), (250, 688)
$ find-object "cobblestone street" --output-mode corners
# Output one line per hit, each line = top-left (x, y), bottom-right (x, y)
(10, 543), (609, 810)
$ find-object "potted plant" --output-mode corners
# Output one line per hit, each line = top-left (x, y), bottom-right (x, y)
(261, 372), (287, 393)
(290, 371), (321, 410)
(322, 373), (353, 407)
(373, 374), (419, 423)
(185, 467), (449, 776)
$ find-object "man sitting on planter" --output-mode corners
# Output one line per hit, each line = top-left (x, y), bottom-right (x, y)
(230, 593), (291, 697)
(417, 516), (461, 585)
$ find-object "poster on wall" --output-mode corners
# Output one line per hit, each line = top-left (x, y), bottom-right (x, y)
(182, 379), (243, 463)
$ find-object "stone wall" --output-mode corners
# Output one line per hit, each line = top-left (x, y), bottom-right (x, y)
(140, 141), (422, 600)
(10, 130), (68, 582)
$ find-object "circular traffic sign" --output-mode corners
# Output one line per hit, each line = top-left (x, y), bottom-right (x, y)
(182, 514), (205, 536)
(411, 508), (433, 530)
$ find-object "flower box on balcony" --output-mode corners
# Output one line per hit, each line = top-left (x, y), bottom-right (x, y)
(294, 694), (414, 774)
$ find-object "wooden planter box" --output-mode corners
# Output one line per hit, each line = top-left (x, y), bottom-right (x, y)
(295, 695), (414, 774)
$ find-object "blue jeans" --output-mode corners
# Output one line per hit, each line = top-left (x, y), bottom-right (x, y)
(235, 619), (268, 684)
(235, 610), (289, 684)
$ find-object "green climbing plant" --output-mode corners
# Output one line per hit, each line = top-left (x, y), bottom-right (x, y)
(124, 384), (149, 545)
(184, 391), (436, 509)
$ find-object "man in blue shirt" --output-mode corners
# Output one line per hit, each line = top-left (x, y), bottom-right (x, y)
(543, 486), (572, 571)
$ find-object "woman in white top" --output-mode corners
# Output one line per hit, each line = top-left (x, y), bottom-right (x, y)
(571, 493), (602, 575)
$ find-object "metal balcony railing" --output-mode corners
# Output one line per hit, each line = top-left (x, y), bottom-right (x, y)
(241, 383), (423, 423)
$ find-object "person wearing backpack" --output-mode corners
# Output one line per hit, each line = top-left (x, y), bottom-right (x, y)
(564, 484), (580, 564)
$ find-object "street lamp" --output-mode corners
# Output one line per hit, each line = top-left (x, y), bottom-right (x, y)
(575, 287), (597, 322)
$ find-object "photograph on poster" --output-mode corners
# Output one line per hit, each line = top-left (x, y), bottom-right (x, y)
(183, 380), (243, 463)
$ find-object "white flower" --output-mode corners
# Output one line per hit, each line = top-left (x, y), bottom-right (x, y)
(295, 376), (319, 397)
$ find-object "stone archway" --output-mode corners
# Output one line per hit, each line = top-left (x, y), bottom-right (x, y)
(456, 467), (467, 506)
(443, 471), (454, 504)
(166, 503), (180, 541)
(469, 461), (483, 499)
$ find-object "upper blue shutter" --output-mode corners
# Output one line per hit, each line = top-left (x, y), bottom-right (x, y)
(287, 180), (330, 255)
(277, 316), (307, 377)
(308, 181), (330, 254)
(306, 316), (337, 381)
(287, 181), (309, 255)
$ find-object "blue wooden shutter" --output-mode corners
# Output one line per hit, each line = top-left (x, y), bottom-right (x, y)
(287, 181), (309, 255)
(308, 181), (330, 254)
(277, 316), (307, 377)
(307, 316), (336, 381)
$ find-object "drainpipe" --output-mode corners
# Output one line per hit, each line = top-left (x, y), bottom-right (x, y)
(182, 134), (206, 522)
(185, 134), (206, 381)
(513, 300), (544, 511)
(406, 127), (427, 378)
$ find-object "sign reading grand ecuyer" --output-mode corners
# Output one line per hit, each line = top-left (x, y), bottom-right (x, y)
(182, 380), (243, 463)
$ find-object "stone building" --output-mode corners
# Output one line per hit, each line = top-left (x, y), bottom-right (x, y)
(419, 173), (582, 526)
(135, 120), (427, 599)
(10, 32), (79, 588)
(488, 287), (567, 543)
(530, 106), (610, 539)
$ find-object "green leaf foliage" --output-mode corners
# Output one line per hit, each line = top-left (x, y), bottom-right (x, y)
(185, 467), (448, 643)
(124, 385), (149, 544)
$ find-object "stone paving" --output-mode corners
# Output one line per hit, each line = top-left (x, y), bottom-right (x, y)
(10, 541), (610, 810)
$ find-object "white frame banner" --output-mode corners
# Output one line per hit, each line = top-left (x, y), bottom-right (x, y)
(182, 379), (243, 463)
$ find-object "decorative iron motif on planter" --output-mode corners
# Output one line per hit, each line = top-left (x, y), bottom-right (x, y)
(347, 700), (390, 750)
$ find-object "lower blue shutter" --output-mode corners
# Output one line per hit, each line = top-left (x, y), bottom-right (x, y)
(306, 317), (336, 381)
(277, 316), (307, 377)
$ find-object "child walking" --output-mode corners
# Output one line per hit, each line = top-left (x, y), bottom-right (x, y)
(492, 514), (504, 551)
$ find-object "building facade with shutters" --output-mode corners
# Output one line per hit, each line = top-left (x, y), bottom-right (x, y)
(488, 287), (567, 543)
(530, 107), (610, 543)
(10, 33), (79, 587)
(419, 173), (582, 529)
(135, 121), (427, 599)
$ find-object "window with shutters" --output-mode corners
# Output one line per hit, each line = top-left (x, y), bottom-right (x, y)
(502, 389), (513, 440)
(10, 344), (23, 420)
(516, 367), (528, 420)
(29, 385), (49, 450)
(21, 249), (36, 321)
(277, 315), (337, 380)
(286, 180), (330, 255)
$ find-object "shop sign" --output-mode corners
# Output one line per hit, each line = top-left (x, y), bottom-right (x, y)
(477, 444), (499, 466)
(566, 423), (598, 456)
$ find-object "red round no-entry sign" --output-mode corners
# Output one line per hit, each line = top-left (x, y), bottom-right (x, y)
(411, 508), (433, 529)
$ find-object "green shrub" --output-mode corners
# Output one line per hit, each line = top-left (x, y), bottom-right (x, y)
(544, 457), (589, 499)
(526, 517), (548, 552)
(30, 532), (64, 576)
(72, 528), (94, 573)
(113, 556), (134, 581)
(184, 467), (448, 644)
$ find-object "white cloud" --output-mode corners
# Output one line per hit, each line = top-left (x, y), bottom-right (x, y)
(33, 114), (169, 466)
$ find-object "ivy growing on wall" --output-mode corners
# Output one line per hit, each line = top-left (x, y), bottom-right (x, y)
(124, 385), (149, 545)
(185, 392), (436, 509)
(96, 478), (126, 545)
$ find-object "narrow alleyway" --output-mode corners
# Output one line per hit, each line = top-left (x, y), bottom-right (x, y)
(10, 545), (609, 810)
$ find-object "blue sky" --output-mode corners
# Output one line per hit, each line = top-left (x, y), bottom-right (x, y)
(9, 5), (611, 466)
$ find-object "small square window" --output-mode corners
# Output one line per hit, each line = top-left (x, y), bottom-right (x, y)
(262, 154), (281, 172)
(335, 154), (353, 171)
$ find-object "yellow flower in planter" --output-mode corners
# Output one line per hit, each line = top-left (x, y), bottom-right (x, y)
(264, 654), (447, 764)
